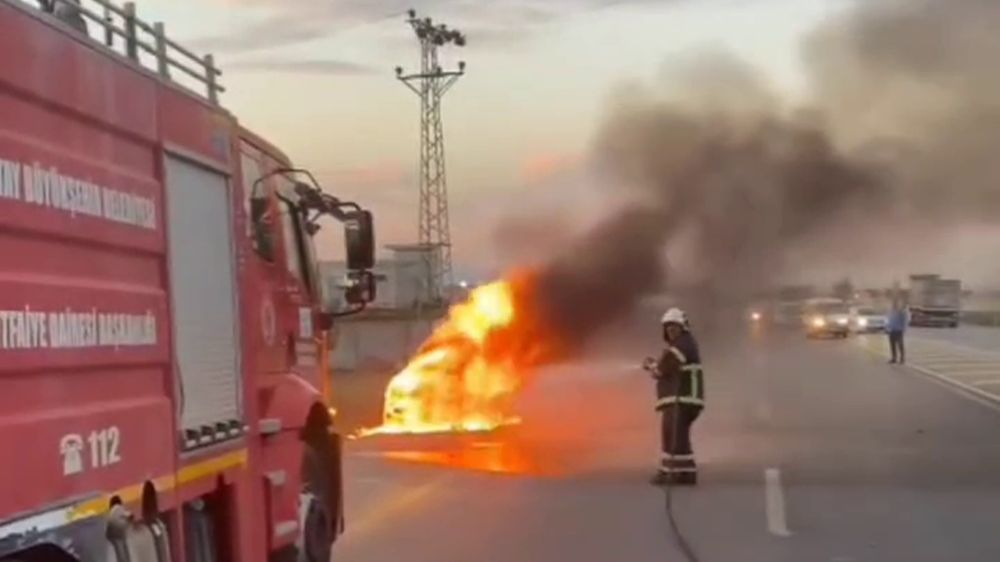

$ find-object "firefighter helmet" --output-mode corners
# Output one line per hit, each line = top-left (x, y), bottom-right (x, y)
(661, 307), (687, 327)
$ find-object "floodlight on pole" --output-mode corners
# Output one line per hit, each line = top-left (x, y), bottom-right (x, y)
(396, 9), (467, 304)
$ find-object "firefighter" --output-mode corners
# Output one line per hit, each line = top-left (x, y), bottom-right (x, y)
(643, 307), (705, 486)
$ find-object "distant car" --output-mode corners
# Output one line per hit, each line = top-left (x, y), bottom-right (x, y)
(803, 301), (851, 339)
(850, 306), (887, 333)
(772, 302), (806, 329)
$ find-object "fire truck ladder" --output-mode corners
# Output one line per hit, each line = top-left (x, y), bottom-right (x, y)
(19, 0), (224, 104)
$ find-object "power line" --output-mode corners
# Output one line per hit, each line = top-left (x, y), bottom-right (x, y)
(395, 8), (466, 304)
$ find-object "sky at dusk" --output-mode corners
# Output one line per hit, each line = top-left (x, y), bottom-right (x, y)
(86, 0), (994, 287)
(121, 0), (845, 277)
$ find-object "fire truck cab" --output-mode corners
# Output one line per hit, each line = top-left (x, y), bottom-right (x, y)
(0, 1), (375, 561)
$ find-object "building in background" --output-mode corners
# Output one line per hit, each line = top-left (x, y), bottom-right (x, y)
(385, 243), (440, 309)
(318, 244), (448, 371)
(319, 244), (443, 312)
(317, 261), (392, 311)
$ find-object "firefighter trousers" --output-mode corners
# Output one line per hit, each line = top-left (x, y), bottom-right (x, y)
(660, 404), (702, 475)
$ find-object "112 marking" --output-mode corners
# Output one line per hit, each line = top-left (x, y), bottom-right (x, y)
(87, 426), (121, 468)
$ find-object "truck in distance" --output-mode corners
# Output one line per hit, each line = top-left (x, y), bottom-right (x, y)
(908, 274), (961, 328)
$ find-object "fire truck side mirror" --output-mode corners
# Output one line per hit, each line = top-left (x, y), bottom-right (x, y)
(345, 271), (377, 305)
(344, 211), (375, 271)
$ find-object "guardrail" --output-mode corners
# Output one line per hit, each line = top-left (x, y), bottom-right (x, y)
(27, 0), (224, 104)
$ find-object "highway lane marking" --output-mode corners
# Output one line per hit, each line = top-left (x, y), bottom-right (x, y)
(856, 335), (1000, 413)
(922, 365), (1000, 373)
(925, 339), (1000, 355)
(921, 361), (1000, 368)
(946, 369), (1000, 377)
(764, 468), (792, 538)
(902, 362), (1000, 415)
(947, 373), (1000, 384)
(909, 338), (999, 350)
(927, 364), (1000, 370)
(940, 369), (1000, 377)
(914, 353), (978, 360)
(923, 355), (1000, 363)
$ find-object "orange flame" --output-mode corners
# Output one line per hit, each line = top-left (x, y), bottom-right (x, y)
(360, 272), (558, 436)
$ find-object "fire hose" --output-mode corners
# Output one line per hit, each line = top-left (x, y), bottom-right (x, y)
(663, 400), (700, 562)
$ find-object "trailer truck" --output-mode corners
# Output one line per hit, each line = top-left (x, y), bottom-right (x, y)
(908, 274), (961, 328)
(0, 1), (377, 561)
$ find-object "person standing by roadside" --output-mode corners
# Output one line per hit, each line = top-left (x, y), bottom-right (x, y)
(886, 301), (908, 364)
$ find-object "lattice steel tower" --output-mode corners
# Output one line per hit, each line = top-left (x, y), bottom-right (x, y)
(396, 9), (466, 303)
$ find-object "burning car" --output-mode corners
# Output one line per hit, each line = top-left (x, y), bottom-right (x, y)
(381, 349), (460, 432)
(362, 278), (537, 437)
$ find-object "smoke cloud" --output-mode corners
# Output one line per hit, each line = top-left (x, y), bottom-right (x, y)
(806, 0), (1000, 220)
(517, 0), (1000, 346)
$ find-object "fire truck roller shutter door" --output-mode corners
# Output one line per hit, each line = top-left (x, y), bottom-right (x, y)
(164, 155), (243, 448)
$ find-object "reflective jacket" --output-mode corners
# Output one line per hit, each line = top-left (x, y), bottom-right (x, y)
(653, 331), (705, 410)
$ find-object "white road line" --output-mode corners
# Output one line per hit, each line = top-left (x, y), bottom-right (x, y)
(931, 361), (1000, 367)
(928, 370), (1000, 376)
(942, 368), (1000, 376)
(919, 341), (1000, 359)
(950, 367), (1000, 373)
(905, 363), (1000, 415)
(764, 468), (792, 538)
(922, 361), (999, 368)
(857, 337), (1000, 413)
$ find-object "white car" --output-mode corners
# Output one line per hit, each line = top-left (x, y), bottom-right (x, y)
(804, 302), (851, 338)
(850, 306), (887, 333)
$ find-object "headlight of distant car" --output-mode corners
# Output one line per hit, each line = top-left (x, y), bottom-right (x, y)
(751, 311), (762, 322)
(837, 317), (848, 326)
(812, 316), (826, 328)
(858, 318), (869, 327)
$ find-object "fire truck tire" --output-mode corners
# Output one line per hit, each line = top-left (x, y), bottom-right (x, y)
(298, 444), (333, 562)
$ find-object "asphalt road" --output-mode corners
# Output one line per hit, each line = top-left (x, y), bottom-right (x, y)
(908, 325), (1000, 353)
(333, 327), (1000, 562)
(858, 326), (1000, 413)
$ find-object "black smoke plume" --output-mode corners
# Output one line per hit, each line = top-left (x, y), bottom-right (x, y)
(519, 0), (1000, 345)
(533, 105), (885, 343)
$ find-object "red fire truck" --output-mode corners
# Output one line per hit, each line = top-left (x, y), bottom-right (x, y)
(0, 1), (378, 561)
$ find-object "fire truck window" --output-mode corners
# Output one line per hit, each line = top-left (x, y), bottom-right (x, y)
(251, 200), (276, 263)
(240, 154), (259, 237)
(241, 153), (276, 263)
(298, 217), (319, 297)
(279, 200), (306, 287)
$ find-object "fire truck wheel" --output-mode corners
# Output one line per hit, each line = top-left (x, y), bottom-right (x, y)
(299, 444), (333, 562)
